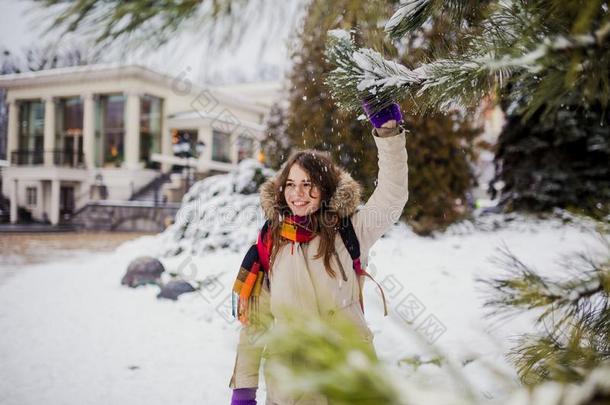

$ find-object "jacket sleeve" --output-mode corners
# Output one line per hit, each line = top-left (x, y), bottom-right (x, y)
(351, 127), (409, 260)
(228, 281), (272, 389)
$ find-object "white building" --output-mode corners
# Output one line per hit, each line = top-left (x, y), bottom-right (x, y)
(0, 64), (280, 225)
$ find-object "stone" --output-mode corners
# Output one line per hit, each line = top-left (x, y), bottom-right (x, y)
(121, 256), (165, 288)
(157, 279), (197, 300)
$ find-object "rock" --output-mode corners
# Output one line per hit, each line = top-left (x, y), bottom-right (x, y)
(121, 256), (165, 288)
(157, 280), (197, 300)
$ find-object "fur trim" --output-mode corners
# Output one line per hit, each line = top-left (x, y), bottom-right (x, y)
(259, 168), (362, 220)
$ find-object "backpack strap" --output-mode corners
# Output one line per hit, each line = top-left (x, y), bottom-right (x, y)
(257, 220), (272, 290)
(337, 217), (388, 317)
(337, 216), (363, 275)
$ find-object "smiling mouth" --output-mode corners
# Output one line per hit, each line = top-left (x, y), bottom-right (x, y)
(292, 201), (309, 207)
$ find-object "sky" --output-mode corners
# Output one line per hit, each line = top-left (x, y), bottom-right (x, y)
(0, 0), (304, 84)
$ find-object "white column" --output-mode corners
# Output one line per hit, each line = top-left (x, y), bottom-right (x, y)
(43, 96), (56, 166)
(50, 179), (60, 225)
(124, 91), (141, 170)
(198, 127), (213, 173)
(36, 182), (44, 220)
(230, 132), (239, 164)
(10, 178), (17, 223)
(7, 99), (19, 163)
(161, 103), (171, 172)
(82, 93), (96, 168)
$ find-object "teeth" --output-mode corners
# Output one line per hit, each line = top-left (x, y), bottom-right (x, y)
(293, 202), (308, 206)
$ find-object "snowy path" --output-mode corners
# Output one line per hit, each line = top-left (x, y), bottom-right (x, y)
(0, 219), (602, 404)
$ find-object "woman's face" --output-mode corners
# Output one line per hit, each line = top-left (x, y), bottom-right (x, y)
(284, 164), (321, 217)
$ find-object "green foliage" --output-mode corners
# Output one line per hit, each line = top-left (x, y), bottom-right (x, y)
(492, 97), (610, 220)
(403, 108), (480, 234)
(325, 0), (610, 220)
(289, 1), (481, 235)
(398, 354), (444, 370)
(262, 311), (398, 404)
(35, 0), (301, 54)
(481, 237), (610, 385)
(261, 309), (474, 405)
(325, 1), (610, 119)
(384, 0), (476, 40)
(261, 102), (293, 170)
(261, 306), (610, 404)
(38, 0), (208, 46)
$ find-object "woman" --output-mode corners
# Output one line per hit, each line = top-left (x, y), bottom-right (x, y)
(229, 102), (409, 405)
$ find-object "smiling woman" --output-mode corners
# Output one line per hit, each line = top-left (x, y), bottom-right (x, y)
(284, 162), (323, 216)
(229, 104), (409, 405)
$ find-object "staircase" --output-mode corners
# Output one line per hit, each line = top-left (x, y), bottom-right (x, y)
(129, 172), (172, 204)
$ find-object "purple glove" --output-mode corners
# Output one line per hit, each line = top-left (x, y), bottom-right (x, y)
(231, 388), (257, 405)
(362, 100), (402, 128)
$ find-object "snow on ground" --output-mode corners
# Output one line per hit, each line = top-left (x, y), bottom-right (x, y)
(0, 161), (605, 404)
(0, 213), (603, 404)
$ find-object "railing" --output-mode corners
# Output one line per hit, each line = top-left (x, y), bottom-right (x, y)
(10, 149), (85, 168)
(52, 149), (85, 167)
(11, 149), (44, 165)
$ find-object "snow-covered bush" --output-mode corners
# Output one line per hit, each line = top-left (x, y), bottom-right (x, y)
(159, 159), (274, 257)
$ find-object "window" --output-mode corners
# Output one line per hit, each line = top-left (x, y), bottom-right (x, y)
(17, 100), (44, 164)
(212, 130), (231, 163)
(26, 187), (37, 206)
(95, 94), (125, 167)
(56, 97), (84, 166)
(140, 95), (163, 168)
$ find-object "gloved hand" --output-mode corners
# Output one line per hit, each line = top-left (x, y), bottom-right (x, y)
(231, 388), (257, 405)
(362, 99), (402, 128)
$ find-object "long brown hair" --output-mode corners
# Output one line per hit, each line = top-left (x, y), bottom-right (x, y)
(268, 149), (342, 278)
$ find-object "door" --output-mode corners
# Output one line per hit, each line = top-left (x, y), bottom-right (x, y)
(59, 186), (75, 218)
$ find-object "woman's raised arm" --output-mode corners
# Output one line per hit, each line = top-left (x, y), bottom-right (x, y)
(351, 113), (409, 259)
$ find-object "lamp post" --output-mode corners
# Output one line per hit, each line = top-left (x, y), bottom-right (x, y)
(186, 140), (205, 193)
(183, 138), (206, 195)
(195, 140), (206, 157)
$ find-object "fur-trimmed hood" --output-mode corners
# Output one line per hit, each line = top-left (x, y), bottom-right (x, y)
(259, 168), (362, 220)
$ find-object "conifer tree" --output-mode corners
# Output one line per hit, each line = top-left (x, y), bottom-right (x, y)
(288, 0), (481, 234)
(481, 238), (610, 385)
(325, 0), (610, 218)
(261, 102), (293, 170)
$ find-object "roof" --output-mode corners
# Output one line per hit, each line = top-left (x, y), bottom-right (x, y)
(0, 63), (169, 88)
(0, 64), (279, 115)
(168, 110), (266, 136)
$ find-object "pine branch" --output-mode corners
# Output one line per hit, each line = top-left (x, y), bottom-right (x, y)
(384, 0), (481, 40)
(324, 29), (425, 114)
(35, 0), (300, 54)
(37, 0), (208, 46)
(324, 29), (506, 114)
(510, 324), (607, 384)
(384, 0), (434, 39)
(482, 245), (609, 326)
(481, 237), (610, 384)
(325, 1), (610, 119)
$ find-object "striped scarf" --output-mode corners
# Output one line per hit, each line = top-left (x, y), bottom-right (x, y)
(232, 215), (316, 325)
